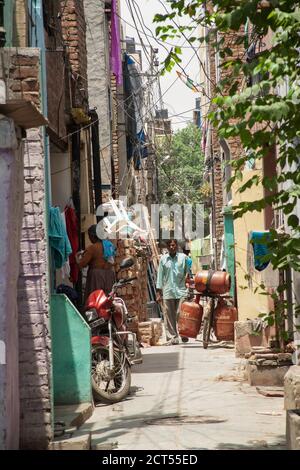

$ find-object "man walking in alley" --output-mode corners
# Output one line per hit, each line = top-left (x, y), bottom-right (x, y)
(156, 239), (189, 345)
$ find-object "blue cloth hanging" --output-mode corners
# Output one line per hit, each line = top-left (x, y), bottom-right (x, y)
(249, 231), (271, 271)
(49, 207), (72, 269)
(102, 240), (116, 261)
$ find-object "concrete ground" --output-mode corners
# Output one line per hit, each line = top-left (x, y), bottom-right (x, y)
(81, 340), (286, 450)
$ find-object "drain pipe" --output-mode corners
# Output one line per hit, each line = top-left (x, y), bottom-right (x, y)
(89, 109), (103, 215)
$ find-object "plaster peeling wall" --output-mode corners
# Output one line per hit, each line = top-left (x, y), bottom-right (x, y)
(0, 118), (23, 450)
(3, 47), (53, 449)
(84, 0), (112, 189)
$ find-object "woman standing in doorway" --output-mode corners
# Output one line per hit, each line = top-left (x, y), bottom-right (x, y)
(76, 225), (115, 303)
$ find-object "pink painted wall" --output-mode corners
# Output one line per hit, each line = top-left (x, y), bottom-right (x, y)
(0, 118), (24, 450)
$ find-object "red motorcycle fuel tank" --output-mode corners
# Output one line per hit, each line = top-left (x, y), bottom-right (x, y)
(178, 300), (203, 339)
(86, 289), (111, 321)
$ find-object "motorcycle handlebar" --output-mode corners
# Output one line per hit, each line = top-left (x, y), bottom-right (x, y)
(113, 277), (138, 289)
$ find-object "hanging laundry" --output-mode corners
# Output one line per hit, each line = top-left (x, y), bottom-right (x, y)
(49, 207), (72, 270)
(60, 210), (71, 279)
(65, 205), (79, 284)
(249, 231), (271, 271)
(102, 240), (116, 264)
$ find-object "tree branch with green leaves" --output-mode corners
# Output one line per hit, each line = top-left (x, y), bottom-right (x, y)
(154, 0), (300, 347)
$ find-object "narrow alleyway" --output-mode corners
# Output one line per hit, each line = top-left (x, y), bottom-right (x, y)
(82, 342), (286, 450)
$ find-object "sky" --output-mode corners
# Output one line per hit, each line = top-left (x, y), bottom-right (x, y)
(120, 0), (200, 131)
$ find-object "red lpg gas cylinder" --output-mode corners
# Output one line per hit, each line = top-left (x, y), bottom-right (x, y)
(178, 301), (203, 339)
(194, 271), (231, 295)
(214, 298), (238, 341)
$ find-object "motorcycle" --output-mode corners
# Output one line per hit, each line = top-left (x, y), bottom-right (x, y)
(84, 257), (142, 403)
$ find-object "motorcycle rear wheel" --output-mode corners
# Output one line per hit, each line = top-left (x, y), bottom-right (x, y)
(91, 345), (131, 404)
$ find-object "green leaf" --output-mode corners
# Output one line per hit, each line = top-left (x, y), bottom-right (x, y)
(288, 214), (299, 229)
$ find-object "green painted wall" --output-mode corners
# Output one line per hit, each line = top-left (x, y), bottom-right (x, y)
(191, 237), (211, 272)
(50, 294), (92, 405)
(223, 207), (236, 300)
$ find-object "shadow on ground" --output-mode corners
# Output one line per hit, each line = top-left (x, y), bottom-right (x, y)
(132, 351), (181, 374)
(86, 410), (287, 450)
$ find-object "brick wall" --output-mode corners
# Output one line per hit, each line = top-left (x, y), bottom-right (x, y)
(207, 40), (224, 266)
(5, 49), (40, 106)
(61, 0), (88, 109)
(206, 32), (244, 267)
(18, 125), (52, 449)
(42, 0), (68, 140)
(5, 48), (52, 449)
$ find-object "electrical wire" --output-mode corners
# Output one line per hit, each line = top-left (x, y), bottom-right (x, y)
(125, 0), (153, 69)
(119, 1), (204, 49)
(158, 0), (217, 95)
(127, 0), (208, 97)
(52, 24), (204, 154)
(51, 1), (208, 183)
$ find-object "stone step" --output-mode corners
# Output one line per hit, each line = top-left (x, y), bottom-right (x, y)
(91, 432), (119, 450)
(50, 431), (91, 450)
(54, 402), (94, 429)
(49, 402), (94, 450)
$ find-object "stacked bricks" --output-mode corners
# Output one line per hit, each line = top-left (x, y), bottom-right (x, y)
(139, 319), (163, 346)
(138, 322), (154, 346)
(115, 239), (148, 338)
(115, 238), (163, 346)
(5, 48), (53, 449)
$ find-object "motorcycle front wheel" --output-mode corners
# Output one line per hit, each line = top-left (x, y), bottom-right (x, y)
(91, 345), (131, 404)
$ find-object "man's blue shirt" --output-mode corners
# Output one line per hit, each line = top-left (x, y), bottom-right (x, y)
(156, 252), (188, 299)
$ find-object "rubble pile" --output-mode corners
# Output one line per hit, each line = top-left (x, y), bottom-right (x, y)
(245, 347), (293, 367)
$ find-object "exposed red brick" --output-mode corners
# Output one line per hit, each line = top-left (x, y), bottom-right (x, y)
(60, 0), (88, 109)
(11, 55), (39, 66)
(10, 79), (39, 93)
(10, 65), (38, 80)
